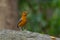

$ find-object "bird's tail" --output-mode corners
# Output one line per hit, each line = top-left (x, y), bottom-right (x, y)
(17, 25), (19, 28)
(17, 23), (21, 30)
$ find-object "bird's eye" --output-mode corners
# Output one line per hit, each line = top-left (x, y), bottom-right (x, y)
(23, 13), (27, 16)
(22, 11), (27, 16)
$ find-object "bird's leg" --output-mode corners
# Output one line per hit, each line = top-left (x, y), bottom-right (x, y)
(23, 26), (27, 31)
(22, 27), (24, 30)
(24, 25), (27, 31)
(19, 27), (22, 31)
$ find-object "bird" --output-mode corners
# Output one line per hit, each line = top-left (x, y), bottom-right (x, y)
(17, 11), (27, 31)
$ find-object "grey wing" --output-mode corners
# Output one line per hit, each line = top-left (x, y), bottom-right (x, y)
(18, 18), (22, 23)
(17, 18), (22, 28)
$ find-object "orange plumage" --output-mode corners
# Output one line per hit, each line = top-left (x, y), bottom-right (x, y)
(17, 11), (27, 30)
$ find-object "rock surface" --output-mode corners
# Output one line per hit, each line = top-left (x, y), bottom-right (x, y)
(0, 29), (60, 40)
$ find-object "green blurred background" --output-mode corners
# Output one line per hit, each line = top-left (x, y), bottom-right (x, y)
(18, 0), (60, 37)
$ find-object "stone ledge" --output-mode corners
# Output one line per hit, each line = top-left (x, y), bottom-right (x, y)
(0, 29), (60, 40)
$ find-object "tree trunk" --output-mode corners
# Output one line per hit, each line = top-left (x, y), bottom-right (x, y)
(0, 0), (18, 30)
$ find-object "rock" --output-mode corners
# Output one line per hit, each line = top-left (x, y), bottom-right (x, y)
(0, 29), (59, 40)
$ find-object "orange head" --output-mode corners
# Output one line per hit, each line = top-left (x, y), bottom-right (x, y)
(22, 11), (27, 16)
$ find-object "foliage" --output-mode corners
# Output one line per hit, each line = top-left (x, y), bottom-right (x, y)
(18, 0), (60, 37)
